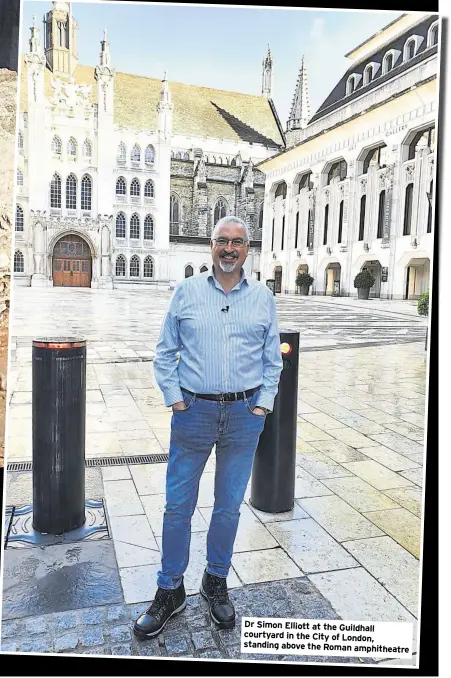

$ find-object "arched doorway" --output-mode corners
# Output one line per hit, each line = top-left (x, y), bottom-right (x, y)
(361, 260), (382, 298)
(325, 263), (341, 296)
(52, 234), (92, 287)
(295, 264), (309, 294)
(274, 266), (282, 293)
(405, 258), (430, 299)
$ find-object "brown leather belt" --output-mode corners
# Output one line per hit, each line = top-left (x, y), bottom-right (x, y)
(181, 386), (260, 402)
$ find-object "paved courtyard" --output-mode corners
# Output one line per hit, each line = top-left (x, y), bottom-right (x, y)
(2, 288), (427, 666)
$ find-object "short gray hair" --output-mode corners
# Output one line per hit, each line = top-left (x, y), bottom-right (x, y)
(211, 216), (251, 243)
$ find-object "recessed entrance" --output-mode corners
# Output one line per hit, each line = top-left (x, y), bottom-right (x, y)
(361, 260), (382, 298)
(405, 257), (430, 300)
(325, 263), (341, 296)
(53, 234), (92, 287)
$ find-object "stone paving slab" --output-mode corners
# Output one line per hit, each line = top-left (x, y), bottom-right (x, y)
(0, 578), (372, 664)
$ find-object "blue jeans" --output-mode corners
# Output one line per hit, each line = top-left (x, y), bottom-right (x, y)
(157, 389), (266, 589)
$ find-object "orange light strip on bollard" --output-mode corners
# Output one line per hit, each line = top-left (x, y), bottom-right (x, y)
(280, 342), (292, 355)
(33, 341), (86, 349)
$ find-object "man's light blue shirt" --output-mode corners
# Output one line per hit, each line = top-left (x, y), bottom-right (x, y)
(153, 267), (283, 411)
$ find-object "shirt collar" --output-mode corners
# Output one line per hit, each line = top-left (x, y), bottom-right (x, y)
(208, 265), (248, 290)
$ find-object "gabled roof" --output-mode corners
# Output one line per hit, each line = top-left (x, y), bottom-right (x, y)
(19, 59), (284, 147)
(309, 14), (438, 124)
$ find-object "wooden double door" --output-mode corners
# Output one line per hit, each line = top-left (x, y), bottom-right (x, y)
(52, 234), (92, 287)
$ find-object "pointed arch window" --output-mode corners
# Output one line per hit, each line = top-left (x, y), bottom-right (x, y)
(131, 144), (141, 163)
(117, 142), (126, 164)
(50, 173), (62, 208)
(18, 131), (24, 149)
(52, 136), (62, 155)
(83, 139), (92, 158)
(130, 255), (140, 277)
(144, 256), (154, 278)
(67, 138), (77, 157)
(66, 174), (77, 209)
(200, 265), (208, 273)
(116, 212), (126, 238)
(359, 195), (366, 241)
(130, 213), (140, 240)
(14, 250), (24, 273)
(15, 205), (24, 231)
(144, 215), (154, 240)
(17, 169), (23, 186)
(183, 152), (190, 161)
(130, 178), (140, 197)
(214, 198), (227, 225)
(231, 158), (237, 167)
(185, 265), (194, 278)
(144, 180), (154, 198)
(81, 174), (92, 211)
(327, 160), (347, 184)
(377, 190), (386, 239)
(403, 184), (413, 236)
(116, 255), (126, 277)
(116, 176), (126, 196)
(170, 194), (180, 234)
(145, 145), (155, 164)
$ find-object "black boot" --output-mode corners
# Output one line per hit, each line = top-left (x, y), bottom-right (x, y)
(200, 570), (235, 629)
(133, 580), (186, 639)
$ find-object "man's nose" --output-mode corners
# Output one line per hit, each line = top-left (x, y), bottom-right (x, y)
(224, 241), (235, 252)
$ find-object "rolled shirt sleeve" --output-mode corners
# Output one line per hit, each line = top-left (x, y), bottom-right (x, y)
(255, 290), (283, 412)
(153, 288), (184, 407)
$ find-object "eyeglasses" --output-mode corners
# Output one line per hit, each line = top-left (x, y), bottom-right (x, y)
(213, 237), (248, 248)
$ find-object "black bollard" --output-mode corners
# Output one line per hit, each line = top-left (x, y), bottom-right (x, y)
(250, 330), (300, 513)
(32, 337), (87, 534)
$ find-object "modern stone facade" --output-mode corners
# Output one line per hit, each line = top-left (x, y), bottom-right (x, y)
(258, 13), (439, 300)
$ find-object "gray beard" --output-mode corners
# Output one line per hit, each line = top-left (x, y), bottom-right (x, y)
(219, 258), (238, 273)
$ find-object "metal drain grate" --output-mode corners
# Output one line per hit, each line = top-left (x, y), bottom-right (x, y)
(7, 453), (169, 472)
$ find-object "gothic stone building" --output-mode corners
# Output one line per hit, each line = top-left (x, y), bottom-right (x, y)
(258, 13), (439, 299)
(14, 2), (284, 289)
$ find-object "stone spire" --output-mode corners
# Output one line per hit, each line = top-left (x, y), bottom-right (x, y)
(261, 44), (272, 98)
(99, 27), (111, 67)
(287, 55), (311, 131)
(157, 72), (173, 140)
(29, 14), (41, 53)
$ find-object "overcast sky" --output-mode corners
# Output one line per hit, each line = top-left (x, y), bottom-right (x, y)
(21, 1), (404, 127)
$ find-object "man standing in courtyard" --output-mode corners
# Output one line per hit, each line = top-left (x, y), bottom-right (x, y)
(134, 216), (283, 638)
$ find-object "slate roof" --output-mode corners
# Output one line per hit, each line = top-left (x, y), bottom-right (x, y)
(19, 60), (284, 148)
(309, 14), (439, 124)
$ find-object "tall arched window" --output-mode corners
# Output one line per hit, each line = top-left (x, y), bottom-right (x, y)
(377, 190), (386, 239)
(66, 174), (77, 209)
(116, 177), (126, 196)
(52, 136), (62, 155)
(130, 178), (140, 197)
(428, 22), (439, 47)
(295, 212), (299, 249)
(271, 218), (275, 251)
(81, 175), (92, 211)
(144, 215), (154, 240)
(83, 139), (92, 158)
(117, 142), (126, 164)
(17, 169), (23, 186)
(185, 265), (194, 278)
(50, 173), (62, 208)
(116, 212), (126, 238)
(281, 215), (285, 251)
(145, 145), (155, 164)
(170, 194), (180, 234)
(403, 184), (413, 236)
(130, 255), (140, 277)
(144, 256), (154, 278)
(130, 213), (140, 239)
(346, 75), (356, 95)
(18, 131), (24, 149)
(363, 65), (374, 86)
(338, 201), (344, 243)
(427, 180), (434, 233)
(214, 198), (227, 225)
(116, 255), (126, 277)
(67, 138), (77, 157)
(14, 250), (24, 273)
(258, 206), (263, 231)
(15, 205), (24, 231)
(405, 38), (416, 61)
(359, 195), (366, 241)
(144, 180), (154, 198)
(382, 52), (394, 74)
(323, 204), (329, 245)
(131, 144), (141, 163)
